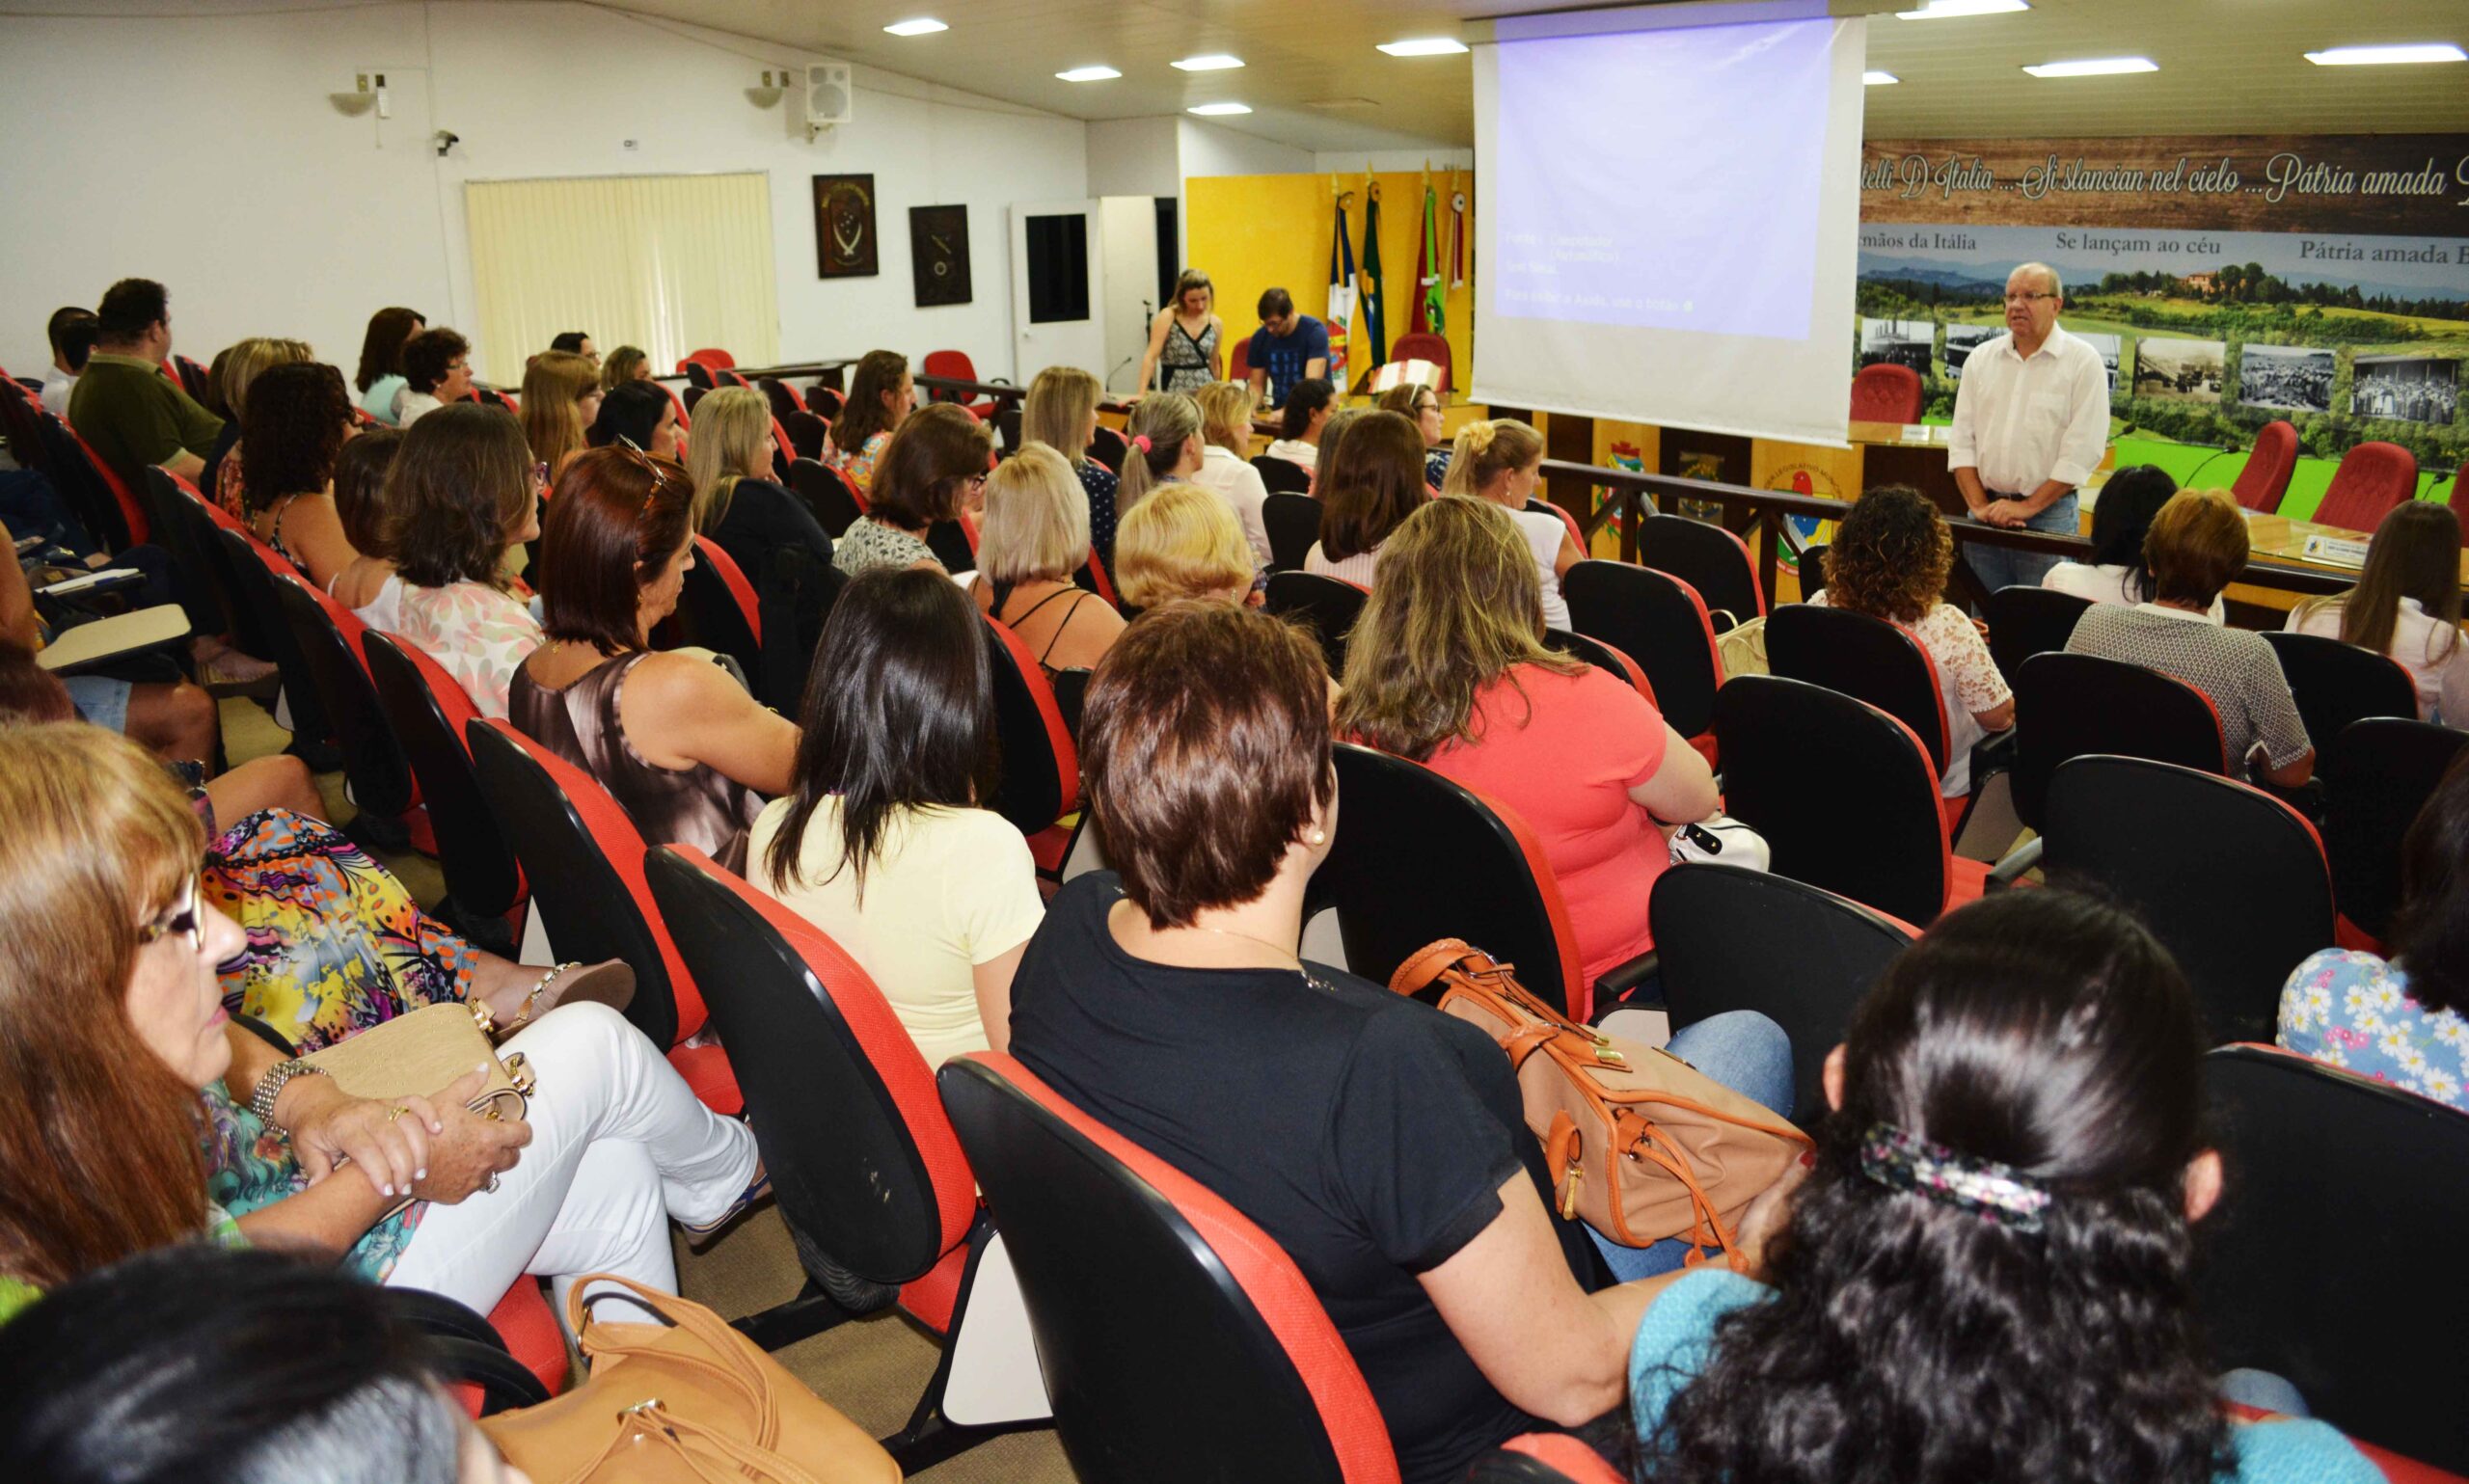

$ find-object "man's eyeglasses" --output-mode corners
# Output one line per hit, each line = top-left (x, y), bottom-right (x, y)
(2003, 291), (2058, 305)
(136, 875), (203, 955)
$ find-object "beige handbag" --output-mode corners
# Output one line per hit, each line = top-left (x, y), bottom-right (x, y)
(1391, 940), (1810, 1259)
(303, 1000), (534, 1123)
(1714, 614), (1769, 678)
(481, 1274), (901, 1484)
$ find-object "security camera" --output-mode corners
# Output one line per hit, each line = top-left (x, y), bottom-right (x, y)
(434, 129), (460, 156)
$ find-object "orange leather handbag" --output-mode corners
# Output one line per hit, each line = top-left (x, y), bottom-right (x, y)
(479, 1274), (899, 1484)
(1390, 939), (1811, 1260)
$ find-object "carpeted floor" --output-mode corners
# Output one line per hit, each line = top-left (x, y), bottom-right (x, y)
(223, 696), (1079, 1481)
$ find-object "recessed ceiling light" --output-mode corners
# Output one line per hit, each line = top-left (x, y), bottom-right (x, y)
(2023, 56), (2157, 77)
(1897, 0), (2028, 17)
(1171, 54), (1244, 71)
(1187, 102), (1253, 116)
(882, 17), (946, 37)
(2304, 43), (2467, 66)
(1377, 38), (1470, 57)
(1863, 70), (1901, 85)
(1055, 65), (1121, 82)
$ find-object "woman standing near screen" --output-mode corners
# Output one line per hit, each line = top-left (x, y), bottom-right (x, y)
(1135, 270), (1224, 396)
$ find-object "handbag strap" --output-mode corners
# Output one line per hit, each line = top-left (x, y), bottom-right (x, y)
(564, 1274), (779, 1432)
(1387, 937), (1480, 996)
(570, 1404), (831, 1484)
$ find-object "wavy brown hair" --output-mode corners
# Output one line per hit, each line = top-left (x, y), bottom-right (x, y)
(1824, 484), (1952, 623)
(0, 724), (211, 1293)
(354, 307), (423, 393)
(538, 447), (694, 658)
(829, 350), (909, 458)
(382, 402), (533, 590)
(1335, 496), (1581, 760)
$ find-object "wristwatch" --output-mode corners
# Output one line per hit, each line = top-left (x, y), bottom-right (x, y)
(249, 1059), (332, 1131)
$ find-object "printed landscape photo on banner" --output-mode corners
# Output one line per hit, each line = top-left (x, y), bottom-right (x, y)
(2132, 338), (2227, 404)
(1857, 318), (1933, 372)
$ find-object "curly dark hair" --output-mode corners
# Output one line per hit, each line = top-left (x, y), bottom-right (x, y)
(1823, 483), (1952, 623)
(1637, 889), (2232, 1484)
(239, 363), (353, 513)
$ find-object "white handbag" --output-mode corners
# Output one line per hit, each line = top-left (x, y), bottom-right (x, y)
(1670, 816), (1771, 872)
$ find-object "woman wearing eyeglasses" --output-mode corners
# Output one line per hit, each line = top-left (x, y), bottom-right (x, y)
(1377, 380), (1453, 491)
(385, 404), (546, 719)
(513, 447), (798, 873)
(834, 402), (994, 579)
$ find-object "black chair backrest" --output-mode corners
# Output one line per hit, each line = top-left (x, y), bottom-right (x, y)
(2199, 1045), (2469, 1472)
(645, 849), (953, 1287)
(1650, 864), (1916, 1120)
(2011, 651), (2227, 832)
(749, 541), (846, 716)
(36, 416), (133, 552)
(464, 719), (680, 1049)
(211, 527), (337, 763)
(1262, 492), (1323, 571)
(1262, 571), (1368, 676)
(671, 541), (762, 679)
(782, 409), (830, 462)
(1253, 454), (1313, 495)
(1086, 425), (1128, 473)
(1308, 742), (1578, 1017)
(1714, 675), (1951, 926)
(1633, 514), (1762, 630)
(0, 378), (53, 478)
(756, 377), (801, 423)
(168, 490), (274, 662)
(939, 1055), (1373, 1484)
(927, 519), (975, 574)
(980, 615), (1075, 839)
(1795, 543), (1828, 598)
(141, 470), (231, 634)
(2261, 630), (2419, 754)
(270, 575), (415, 820)
(684, 361), (717, 391)
(1562, 559), (1724, 740)
(993, 404), (1023, 454)
(1049, 666), (1091, 742)
(1544, 628), (1650, 699)
(787, 457), (864, 537)
(2321, 718), (2468, 941)
(1765, 602), (1951, 776)
(2044, 756), (2330, 1045)
(363, 633), (524, 920)
(1981, 583), (2092, 686)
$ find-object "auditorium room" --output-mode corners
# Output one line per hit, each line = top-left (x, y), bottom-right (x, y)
(8, 1), (2469, 1480)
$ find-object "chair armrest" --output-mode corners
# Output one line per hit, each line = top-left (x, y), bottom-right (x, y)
(1590, 950), (1661, 1023)
(1969, 727), (2017, 784)
(1985, 836), (2043, 890)
(2250, 774), (2326, 824)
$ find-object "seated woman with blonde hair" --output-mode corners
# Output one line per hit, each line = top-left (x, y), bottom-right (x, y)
(686, 385), (834, 582)
(1113, 482), (1257, 609)
(1187, 381), (1273, 570)
(966, 443), (1125, 677)
(1441, 418), (1582, 629)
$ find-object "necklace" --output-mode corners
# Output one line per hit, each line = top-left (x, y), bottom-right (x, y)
(1191, 922), (1331, 993)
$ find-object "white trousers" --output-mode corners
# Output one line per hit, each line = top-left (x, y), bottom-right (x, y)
(384, 1002), (755, 1324)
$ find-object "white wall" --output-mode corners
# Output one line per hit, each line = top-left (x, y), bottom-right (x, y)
(1179, 119), (1315, 179)
(1316, 148), (1477, 174)
(0, 2), (1087, 383)
(1085, 119), (1181, 199)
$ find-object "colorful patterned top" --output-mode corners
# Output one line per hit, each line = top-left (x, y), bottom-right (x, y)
(2277, 948), (2467, 1110)
(828, 430), (892, 495)
(200, 1081), (422, 1282)
(393, 579), (545, 720)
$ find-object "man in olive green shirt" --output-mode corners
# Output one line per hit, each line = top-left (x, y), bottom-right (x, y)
(67, 278), (222, 495)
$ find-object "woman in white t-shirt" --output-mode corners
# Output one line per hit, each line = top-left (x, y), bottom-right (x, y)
(1440, 418), (1582, 630)
(1813, 484), (2013, 797)
(1188, 381), (1273, 570)
(749, 568), (1044, 1067)
(2286, 500), (2469, 724)
(2043, 465), (2227, 622)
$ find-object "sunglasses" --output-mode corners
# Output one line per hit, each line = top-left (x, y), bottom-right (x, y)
(612, 439), (684, 506)
(136, 874), (204, 956)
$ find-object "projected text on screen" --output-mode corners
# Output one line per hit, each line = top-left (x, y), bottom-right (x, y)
(1491, 19), (1833, 342)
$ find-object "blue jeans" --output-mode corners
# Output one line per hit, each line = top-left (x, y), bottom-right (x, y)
(1586, 1010), (1795, 1281)
(1965, 491), (2077, 594)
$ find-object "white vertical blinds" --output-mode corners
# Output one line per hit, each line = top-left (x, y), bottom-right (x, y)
(465, 172), (779, 380)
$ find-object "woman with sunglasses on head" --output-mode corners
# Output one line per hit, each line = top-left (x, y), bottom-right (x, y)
(384, 403), (546, 719)
(1625, 889), (2379, 1484)
(514, 446), (798, 873)
(834, 402), (994, 579)
(585, 381), (680, 461)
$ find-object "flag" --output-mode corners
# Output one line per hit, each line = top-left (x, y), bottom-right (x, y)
(1412, 181), (1444, 338)
(1326, 194), (1356, 390)
(1448, 180), (1467, 288)
(1360, 187), (1388, 371)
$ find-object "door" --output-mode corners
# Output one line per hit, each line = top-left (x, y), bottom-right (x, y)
(1011, 200), (1105, 385)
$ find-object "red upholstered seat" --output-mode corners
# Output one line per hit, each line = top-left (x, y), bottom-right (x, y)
(981, 616), (1081, 874)
(2315, 441), (2419, 532)
(2233, 420), (2299, 512)
(1849, 363), (1924, 424)
(1388, 333), (1452, 395)
(921, 350), (998, 419)
(486, 1280), (568, 1398)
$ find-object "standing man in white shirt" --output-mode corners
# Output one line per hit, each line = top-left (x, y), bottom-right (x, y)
(1947, 262), (2111, 592)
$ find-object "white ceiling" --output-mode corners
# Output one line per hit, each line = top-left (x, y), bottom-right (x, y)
(583, 0), (2469, 151)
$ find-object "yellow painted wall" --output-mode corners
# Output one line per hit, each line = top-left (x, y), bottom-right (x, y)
(1185, 170), (1476, 394)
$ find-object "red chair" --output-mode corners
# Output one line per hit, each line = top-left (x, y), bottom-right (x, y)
(1546, 628), (1657, 707)
(1387, 333), (1452, 395)
(464, 719), (738, 1113)
(2232, 420), (2300, 513)
(41, 415), (147, 547)
(1633, 513), (1765, 630)
(981, 616), (1081, 875)
(2315, 441), (2419, 532)
(1468, 1436), (1628, 1483)
(680, 347), (736, 372)
(667, 534), (762, 679)
(658, 380), (692, 431)
(921, 350), (999, 419)
(1075, 545), (1122, 609)
(1525, 497), (1586, 551)
(272, 574), (432, 852)
(1228, 337), (1251, 387)
(2007, 651), (2228, 837)
(2448, 459), (2468, 518)
(1086, 424), (1129, 474)
(1263, 570), (1370, 676)
(1766, 602), (1977, 838)
(756, 376), (807, 421)
(1563, 559), (1726, 767)
(363, 633), (528, 943)
(939, 1050), (1400, 1484)
(1850, 363), (1924, 424)
(788, 456), (866, 536)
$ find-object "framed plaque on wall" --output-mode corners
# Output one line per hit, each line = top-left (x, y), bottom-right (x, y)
(909, 204), (971, 307)
(813, 174), (878, 278)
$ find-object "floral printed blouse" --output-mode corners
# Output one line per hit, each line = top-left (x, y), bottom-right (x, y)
(199, 1080), (423, 1281)
(828, 430), (893, 495)
(2278, 949), (2468, 1110)
(393, 579), (545, 720)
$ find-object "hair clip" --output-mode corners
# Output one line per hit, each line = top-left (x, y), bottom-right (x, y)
(1858, 1121), (2051, 1232)
(1131, 434), (1153, 454)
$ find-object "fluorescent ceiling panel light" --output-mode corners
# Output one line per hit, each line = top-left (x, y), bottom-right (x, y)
(2304, 43), (2467, 66)
(1863, 70), (1900, 84)
(2022, 56), (2158, 77)
(882, 17), (947, 37)
(1186, 102), (1253, 116)
(1897, 0), (2028, 18)
(1055, 65), (1121, 81)
(1378, 38), (1470, 57)
(1172, 54), (1244, 71)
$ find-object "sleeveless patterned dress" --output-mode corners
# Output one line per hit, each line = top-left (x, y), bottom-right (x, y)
(1159, 317), (1218, 393)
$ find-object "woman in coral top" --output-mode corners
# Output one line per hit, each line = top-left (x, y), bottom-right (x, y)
(1336, 496), (1718, 985)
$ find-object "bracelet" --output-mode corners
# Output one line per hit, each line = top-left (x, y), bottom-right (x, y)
(248, 1059), (332, 1132)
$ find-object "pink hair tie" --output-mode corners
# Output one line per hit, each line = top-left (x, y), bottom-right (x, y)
(1131, 434), (1153, 453)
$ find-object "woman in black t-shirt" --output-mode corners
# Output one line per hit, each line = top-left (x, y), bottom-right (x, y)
(1007, 602), (1725, 1484)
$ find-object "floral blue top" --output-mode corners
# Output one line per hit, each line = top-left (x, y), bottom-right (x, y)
(199, 1081), (423, 1282)
(1079, 459), (1122, 568)
(2278, 949), (2468, 1110)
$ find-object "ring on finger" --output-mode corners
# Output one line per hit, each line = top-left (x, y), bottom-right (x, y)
(386, 1105), (411, 1123)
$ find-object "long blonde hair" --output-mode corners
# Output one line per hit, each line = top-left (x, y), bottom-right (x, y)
(684, 386), (773, 533)
(520, 350), (599, 474)
(1334, 496), (1581, 760)
(1195, 381), (1256, 455)
(1023, 365), (1101, 466)
(1119, 393), (1201, 514)
(1441, 419), (1544, 503)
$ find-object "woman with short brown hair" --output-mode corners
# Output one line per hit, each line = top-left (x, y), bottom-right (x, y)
(383, 403), (544, 718)
(834, 402), (993, 578)
(1305, 409), (1427, 587)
